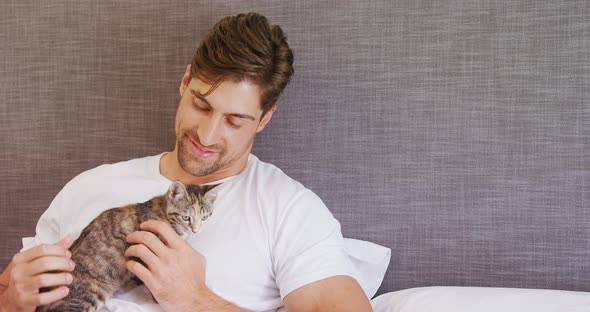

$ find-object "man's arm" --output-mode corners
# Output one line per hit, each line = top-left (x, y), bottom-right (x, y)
(0, 261), (12, 294)
(283, 275), (372, 312)
(186, 275), (372, 312)
(126, 220), (371, 312)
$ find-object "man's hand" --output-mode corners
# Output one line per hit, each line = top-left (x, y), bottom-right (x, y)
(0, 236), (75, 312)
(125, 220), (244, 312)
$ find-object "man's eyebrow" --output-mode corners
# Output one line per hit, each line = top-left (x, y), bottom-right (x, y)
(229, 112), (256, 121)
(190, 89), (210, 105)
(189, 88), (257, 121)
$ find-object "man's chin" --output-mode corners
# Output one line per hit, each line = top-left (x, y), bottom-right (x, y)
(183, 166), (218, 178)
(178, 153), (220, 177)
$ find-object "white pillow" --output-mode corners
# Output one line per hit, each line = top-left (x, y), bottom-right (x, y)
(371, 286), (590, 312)
(344, 238), (391, 299)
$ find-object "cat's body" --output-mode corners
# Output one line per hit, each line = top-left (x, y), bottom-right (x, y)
(36, 181), (217, 312)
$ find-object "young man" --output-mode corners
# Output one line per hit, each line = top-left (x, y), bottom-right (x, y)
(0, 13), (372, 312)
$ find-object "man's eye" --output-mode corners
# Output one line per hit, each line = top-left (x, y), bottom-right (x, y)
(193, 100), (209, 112)
(226, 118), (242, 129)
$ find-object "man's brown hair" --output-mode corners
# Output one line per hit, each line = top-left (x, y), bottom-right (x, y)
(190, 13), (294, 116)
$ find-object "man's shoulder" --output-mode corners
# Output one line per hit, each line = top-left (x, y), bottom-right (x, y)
(75, 154), (161, 180)
(244, 155), (328, 212)
(62, 154), (164, 193)
(247, 154), (306, 193)
(51, 153), (168, 212)
(39, 154), (168, 242)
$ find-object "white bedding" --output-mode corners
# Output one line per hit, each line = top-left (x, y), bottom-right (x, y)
(371, 286), (590, 312)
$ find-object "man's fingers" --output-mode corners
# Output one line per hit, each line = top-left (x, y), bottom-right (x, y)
(14, 244), (71, 264)
(125, 244), (160, 269)
(139, 220), (183, 249)
(34, 272), (73, 289)
(126, 230), (168, 257)
(36, 286), (70, 306)
(29, 256), (75, 276)
(126, 260), (152, 286)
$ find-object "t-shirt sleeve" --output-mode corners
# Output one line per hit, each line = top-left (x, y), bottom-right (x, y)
(20, 156), (166, 253)
(21, 167), (96, 251)
(21, 185), (67, 251)
(272, 190), (357, 300)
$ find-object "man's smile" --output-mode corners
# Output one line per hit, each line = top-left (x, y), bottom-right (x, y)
(188, 137), (217, 159)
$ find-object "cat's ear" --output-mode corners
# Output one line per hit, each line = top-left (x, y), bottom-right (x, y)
(201, 184), (220, 194)
(168, 181), (188, 201)
(201, 184), (219, 205)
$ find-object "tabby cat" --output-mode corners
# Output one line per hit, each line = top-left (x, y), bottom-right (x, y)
(36, 181), (218, 312)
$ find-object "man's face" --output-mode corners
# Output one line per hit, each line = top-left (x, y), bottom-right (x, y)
(174, 76), (272, 178)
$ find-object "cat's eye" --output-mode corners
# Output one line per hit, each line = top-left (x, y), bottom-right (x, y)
(182, 216), (190, 221)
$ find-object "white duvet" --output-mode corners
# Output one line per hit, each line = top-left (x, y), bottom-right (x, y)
(371, 286), (590, 312)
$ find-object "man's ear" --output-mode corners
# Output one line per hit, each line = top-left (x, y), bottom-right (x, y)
(256, 105), (277, 133)
(179, 64), (191, 96)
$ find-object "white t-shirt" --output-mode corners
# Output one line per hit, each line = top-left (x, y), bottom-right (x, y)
(23, 153), (355, 312)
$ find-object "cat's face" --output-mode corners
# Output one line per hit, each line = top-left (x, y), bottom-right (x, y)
(165, 181), (217, 235)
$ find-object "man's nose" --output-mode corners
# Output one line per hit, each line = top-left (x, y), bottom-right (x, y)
(198, 116), (223, 147)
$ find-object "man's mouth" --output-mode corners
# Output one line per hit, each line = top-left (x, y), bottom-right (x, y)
(188, 138), (216, 159)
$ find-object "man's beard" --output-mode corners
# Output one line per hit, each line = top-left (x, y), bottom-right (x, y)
(176, 132), (227, 177)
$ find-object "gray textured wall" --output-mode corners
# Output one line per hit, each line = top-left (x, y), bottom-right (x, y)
(1, 1), (589, 295)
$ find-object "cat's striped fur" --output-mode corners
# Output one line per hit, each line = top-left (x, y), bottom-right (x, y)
(36, 181), (217, 312)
